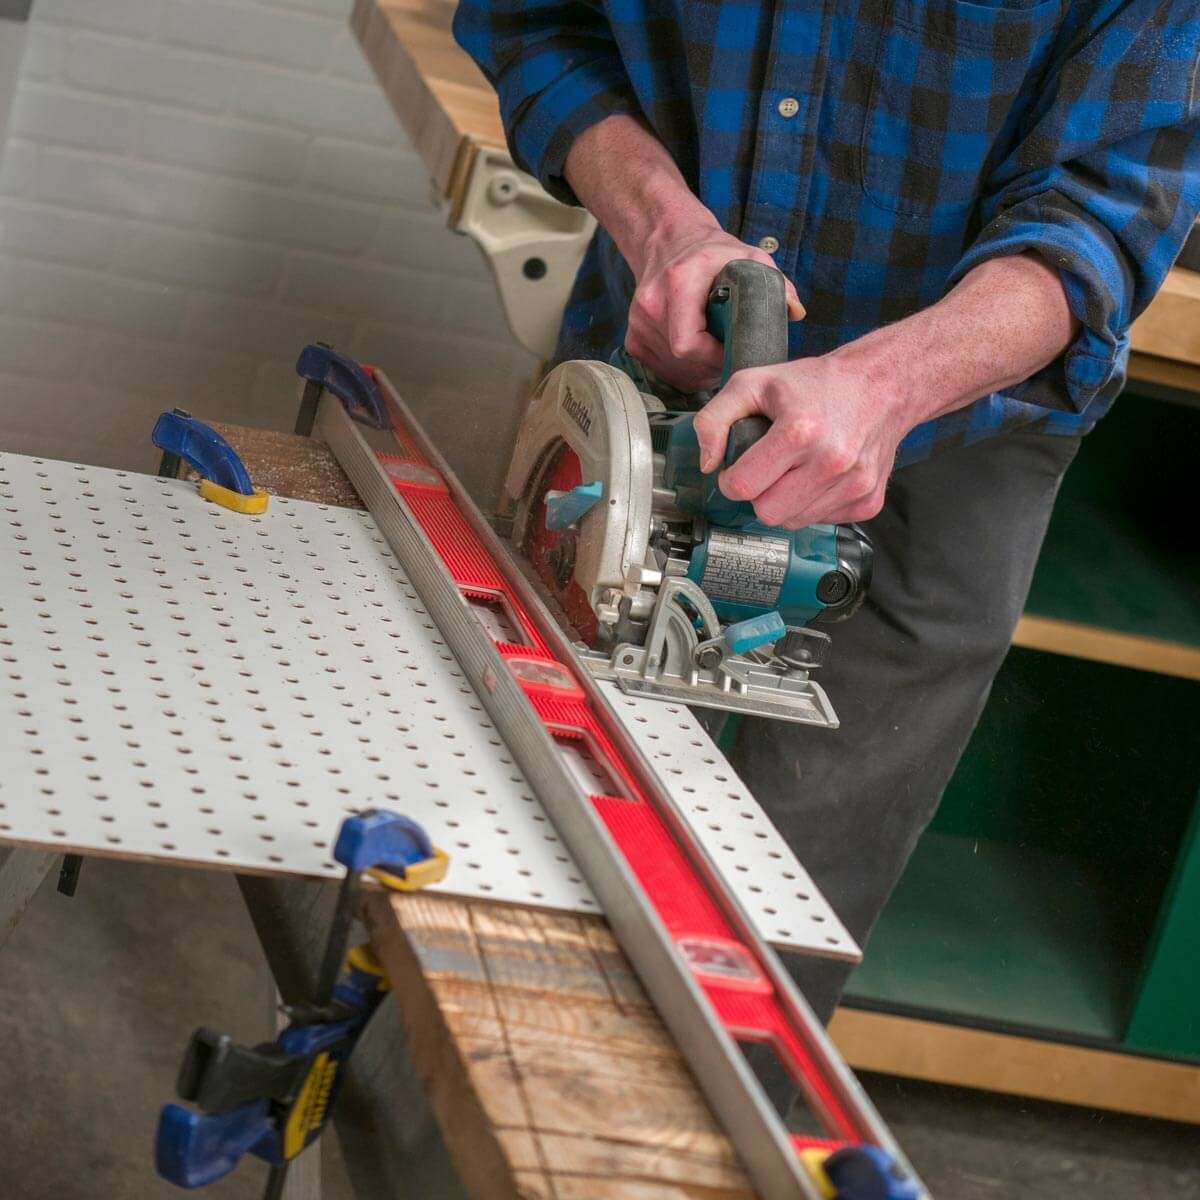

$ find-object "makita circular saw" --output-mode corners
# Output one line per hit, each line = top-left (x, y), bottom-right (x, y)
(503, 259), (873, 726)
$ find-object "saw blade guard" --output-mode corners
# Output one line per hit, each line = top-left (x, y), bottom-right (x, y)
(505, 360), (654, 617)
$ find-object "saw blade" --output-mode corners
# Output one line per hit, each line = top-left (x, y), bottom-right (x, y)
(516, 441), (600, 645)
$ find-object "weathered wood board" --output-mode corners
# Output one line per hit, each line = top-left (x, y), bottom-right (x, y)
(362, 891), (756, 1200)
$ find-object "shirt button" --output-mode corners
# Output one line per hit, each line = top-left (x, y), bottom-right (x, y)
(758, 235), (780, 253)
(777, 97), (799, 118)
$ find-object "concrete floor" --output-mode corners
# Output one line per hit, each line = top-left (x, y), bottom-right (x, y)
(1, 857), (1197, 1200)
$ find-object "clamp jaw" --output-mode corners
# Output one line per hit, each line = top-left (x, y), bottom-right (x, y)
(155, 811), (447, 1192)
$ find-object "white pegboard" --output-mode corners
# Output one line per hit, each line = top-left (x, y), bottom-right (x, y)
(0, 452), (856, 957)
(601, 687), (856, 958)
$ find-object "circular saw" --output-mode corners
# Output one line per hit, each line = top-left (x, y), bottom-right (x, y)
(503, 260), (872, 726)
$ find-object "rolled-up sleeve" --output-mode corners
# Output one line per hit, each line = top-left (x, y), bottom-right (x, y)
(948, 0), (1200, 414)
(453, 1), (641, 205)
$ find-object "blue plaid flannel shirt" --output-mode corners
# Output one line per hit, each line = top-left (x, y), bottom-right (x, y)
(455, 0), (1200, 464)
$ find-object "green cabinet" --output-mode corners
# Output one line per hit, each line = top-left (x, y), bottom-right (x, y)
(846, 392), (1200, 1063)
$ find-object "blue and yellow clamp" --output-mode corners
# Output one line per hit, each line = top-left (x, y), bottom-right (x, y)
(799, 1141), (923, 1200)
(152, 408), (269, 515)
(294, 343), (388, 437)
(155, 811), (447, 1195)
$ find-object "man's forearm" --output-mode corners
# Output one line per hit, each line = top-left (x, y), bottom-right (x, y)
(838, 252), (1080, 427)
(564, 114), (718, 276)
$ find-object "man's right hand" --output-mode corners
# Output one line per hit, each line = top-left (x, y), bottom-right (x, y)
(624, 223), (805, 392)
(563, 115), (803, 393)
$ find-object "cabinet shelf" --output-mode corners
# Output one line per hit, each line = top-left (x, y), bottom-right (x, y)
(1012, 613), (1200, 681)
(844, 832), (1149, 1041)
(1020, 392), (1200, 656)
(848, 647), (1200, 1050)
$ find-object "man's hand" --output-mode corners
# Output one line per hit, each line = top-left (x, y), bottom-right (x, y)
(564, 115), (802, 392)
(693, 252), (1079, 529)
(693, 353), (907, 528)
(625, 222), (804, 393)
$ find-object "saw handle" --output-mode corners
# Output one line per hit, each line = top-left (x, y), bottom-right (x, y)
(705, 259), (789, 468)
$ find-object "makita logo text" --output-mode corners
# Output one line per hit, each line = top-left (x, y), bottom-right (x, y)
(561, 387), (592, 437)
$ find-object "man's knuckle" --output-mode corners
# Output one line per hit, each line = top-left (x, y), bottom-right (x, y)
(727, 472), (759, 501)
(822, 444), (857, 477)
(845, 463), (874, 496)
(779, 419), (810, 451)
(847, 491), (884, 522)
(663, 260), (690, 286)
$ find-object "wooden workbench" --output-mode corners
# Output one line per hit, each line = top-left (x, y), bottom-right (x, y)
(216, 422), (755, 1200)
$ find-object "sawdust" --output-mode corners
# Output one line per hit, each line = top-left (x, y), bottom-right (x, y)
(183, 423), (363, 509)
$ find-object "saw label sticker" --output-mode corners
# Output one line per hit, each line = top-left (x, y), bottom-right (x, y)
(559, 385), (594, 439)
(699, 529), (788, 608)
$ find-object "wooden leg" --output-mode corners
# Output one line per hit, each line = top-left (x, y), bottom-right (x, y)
(0, 846), (57, 952)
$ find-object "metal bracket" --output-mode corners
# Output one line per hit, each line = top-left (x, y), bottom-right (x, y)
(452, 146), (595, 360)
(579, 578), (839, 726)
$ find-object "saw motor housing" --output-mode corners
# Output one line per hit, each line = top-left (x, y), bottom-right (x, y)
(504, 260), (874, 724)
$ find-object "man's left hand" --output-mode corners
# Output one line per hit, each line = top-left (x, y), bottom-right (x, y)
(692, 352), (911, 529)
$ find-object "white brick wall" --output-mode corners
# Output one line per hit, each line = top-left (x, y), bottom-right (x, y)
(0, 0), (536, 504)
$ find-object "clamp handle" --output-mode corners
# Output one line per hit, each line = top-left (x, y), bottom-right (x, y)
(704, 259), (789, 466)
(295, 344), (388, 430)
(333, 809), (448, 890)
(157, 1101), (277, 1189)
(152, 410), (255, 496)
(152, 410), (269, 515)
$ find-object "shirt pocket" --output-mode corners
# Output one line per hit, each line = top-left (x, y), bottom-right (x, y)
(859, 0), (1063, 220)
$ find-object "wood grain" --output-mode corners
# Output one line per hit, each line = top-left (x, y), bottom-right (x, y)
(830, 1008), (1200, 1125)
(1013, 614), (1200, 681)
(352, 0), (504, 199)
(1131, 264), (1200, 368)
(362, 891), (755, 1200)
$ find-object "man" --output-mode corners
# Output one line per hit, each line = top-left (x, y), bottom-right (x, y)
(454, 0), (1200, 1029)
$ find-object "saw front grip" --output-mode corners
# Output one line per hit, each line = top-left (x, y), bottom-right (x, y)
(295, 343), (389, 430)
(704, 258), (790, 467)
(151, 409), (269, 515)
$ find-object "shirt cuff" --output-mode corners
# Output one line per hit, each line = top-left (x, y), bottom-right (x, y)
(500, 57), (641, 206)
(946, 191), (1130, 415)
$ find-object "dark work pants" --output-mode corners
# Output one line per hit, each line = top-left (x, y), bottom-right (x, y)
(728, 428), (1082, 1047)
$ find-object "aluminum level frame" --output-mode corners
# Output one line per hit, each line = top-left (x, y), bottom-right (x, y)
(316, 383), (925, 1200)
